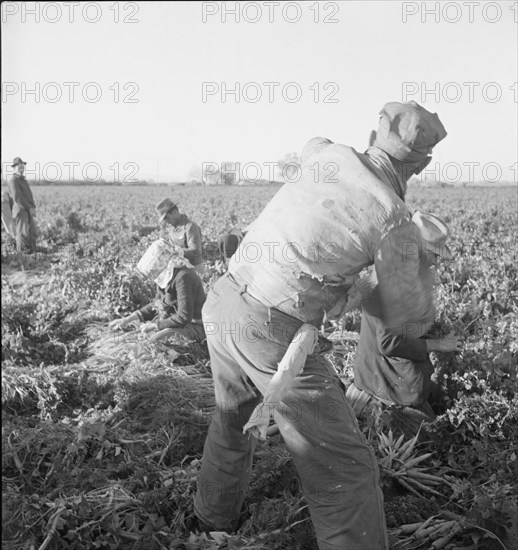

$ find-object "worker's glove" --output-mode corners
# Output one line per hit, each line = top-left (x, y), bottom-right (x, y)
(29, 208), (36, 217)
(109, 316), (133, 331)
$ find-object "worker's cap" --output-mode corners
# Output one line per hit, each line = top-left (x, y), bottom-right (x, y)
(412, 211), (453, 259)
(374, 101), (447, 163)
(137, 239), (192, 288)
(12, 157), (27, 167)
(156, 198), (177, 222)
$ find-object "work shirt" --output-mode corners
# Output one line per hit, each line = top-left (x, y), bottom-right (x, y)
(7, 174), (35, 218)
(137, 267), (206, 329)
(354, 300), (433, 406)
(229, 137), (435, 332)
(167, 214), (203, 267)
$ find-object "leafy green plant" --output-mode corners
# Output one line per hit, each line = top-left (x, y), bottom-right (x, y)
(1, 184), (517, 549)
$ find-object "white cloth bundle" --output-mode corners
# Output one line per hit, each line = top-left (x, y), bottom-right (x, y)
(243, 323), (319, 441)
(136, 238), (193, 288)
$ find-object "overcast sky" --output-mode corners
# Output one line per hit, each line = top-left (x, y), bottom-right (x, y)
(2, 1), (517, 184)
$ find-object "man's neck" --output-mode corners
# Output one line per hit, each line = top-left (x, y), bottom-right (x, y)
(364, 146), (407, 200)
(388, 158), (417, 186)
(172, 213), (188, 227)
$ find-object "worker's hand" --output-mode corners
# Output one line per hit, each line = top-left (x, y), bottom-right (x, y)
(426, 331), (463, 353)
(109, 316), (132, 331)
(140, 322), (158, 334)
(243, 370), (293, 441)
(29, 208), (36, 217)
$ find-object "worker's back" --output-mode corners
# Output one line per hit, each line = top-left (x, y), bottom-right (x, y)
(229, 137), (434, 331)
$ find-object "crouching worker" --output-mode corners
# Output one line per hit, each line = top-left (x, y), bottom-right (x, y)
(347, 212), (463, 433)
(216, 228), (245, 271)
(109, 239), (206, 343)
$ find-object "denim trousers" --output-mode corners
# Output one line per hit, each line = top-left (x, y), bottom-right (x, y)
(194, 273), (388, 550)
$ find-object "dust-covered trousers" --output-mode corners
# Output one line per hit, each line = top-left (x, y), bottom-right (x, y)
(194, 272), (388, 550)
(14, 209), (37, 253)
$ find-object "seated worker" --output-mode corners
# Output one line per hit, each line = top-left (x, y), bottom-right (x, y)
(109, 239), (206, 343)
(156, 198), (204, 274)
(347, 212), (463, 431)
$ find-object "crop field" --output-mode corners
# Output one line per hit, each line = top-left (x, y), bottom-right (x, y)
(1, 184), (517, 550)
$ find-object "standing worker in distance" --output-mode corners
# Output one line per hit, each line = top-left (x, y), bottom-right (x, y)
(7, 157), (37, 255)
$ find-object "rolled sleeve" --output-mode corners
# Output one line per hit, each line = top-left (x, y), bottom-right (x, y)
(137, 303), (157, 322)
(376, 325), (428, 361)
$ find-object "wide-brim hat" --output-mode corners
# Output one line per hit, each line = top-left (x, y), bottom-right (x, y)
(412, 211), (453, 259)
(136, 239), (193, 288)
(374, 101), (447, 163)
(156, 198), (177, 222)
(12, 157), (27, 167)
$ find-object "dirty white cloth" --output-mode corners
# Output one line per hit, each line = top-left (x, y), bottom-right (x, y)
(243, 323), (319, 441)
(136, 238), (194, 289)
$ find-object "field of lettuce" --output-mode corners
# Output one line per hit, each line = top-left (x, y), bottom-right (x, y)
(1, 184), (517, 550)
